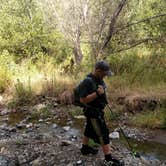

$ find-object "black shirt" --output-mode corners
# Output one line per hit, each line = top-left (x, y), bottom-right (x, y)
(79, 73), (107, 113)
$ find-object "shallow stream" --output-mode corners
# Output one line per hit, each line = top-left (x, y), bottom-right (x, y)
(3, 111), (166, 162)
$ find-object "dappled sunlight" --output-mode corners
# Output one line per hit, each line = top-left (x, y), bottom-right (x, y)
(12, 68), (76, 96)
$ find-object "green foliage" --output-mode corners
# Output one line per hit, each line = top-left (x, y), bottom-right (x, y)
(131, 106), (166, 129)
(0, 0), (42, 57)
(111, 0), (166, 54)
(88, 139), (99, 148)
(0, 0), (70, 62)
(109, 49), (166, 87)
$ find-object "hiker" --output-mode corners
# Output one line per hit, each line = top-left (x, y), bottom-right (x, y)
(79, 61), (123, 166)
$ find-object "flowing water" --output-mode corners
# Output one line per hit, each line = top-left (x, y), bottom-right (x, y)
(119, 135), (166, 161)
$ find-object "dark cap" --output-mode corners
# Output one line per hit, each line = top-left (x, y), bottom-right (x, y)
(95, 60), (112, 76)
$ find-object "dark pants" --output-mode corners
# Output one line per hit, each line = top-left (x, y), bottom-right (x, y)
(84, 115), (110, 145)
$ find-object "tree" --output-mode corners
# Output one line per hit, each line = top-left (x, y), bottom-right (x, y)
(0, 0), (48, 58)
(38, 0), (89, 65)
(108, 0), (166, 55)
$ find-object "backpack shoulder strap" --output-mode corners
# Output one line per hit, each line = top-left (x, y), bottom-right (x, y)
(86, 76), (98, 90)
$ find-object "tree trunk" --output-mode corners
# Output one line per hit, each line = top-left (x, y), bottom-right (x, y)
(73, 27), (83, 65)
(73, 45), (83, 65)
(98, 0), (127, 57)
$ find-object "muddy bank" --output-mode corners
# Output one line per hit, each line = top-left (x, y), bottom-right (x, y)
(115, 94), (164, 113)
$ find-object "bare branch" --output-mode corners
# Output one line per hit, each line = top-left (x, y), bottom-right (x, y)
(112, 36), (166, 54)
(114, 13), (166, 34)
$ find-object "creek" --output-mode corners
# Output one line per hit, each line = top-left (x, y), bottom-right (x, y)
(0, 110), (165, 165)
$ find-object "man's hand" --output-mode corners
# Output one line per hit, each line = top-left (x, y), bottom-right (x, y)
(96, 85), (104, 96)
(80, 85), (105, 104)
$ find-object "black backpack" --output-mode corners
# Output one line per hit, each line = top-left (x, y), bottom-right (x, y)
(73, 77), (97, 107)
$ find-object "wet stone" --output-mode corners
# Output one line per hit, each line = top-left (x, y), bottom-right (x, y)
(38, 119), (44, 122)
(16, 123), (26, 129)
(74, 160), (85, 166)
(30, 158), (40, 166)
(0, 155), (18, 166)
(8, 127), (17, 132)
(70, 135), (77, 141)
(52, 124), (58, 129)
(109, 131), (120, 139)
(63, 126), (70, 131)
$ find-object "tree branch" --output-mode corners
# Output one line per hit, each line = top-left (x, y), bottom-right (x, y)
(114, 13), (166, 34)
(100, 0), (127, 52)
(112, 36), (166, 54)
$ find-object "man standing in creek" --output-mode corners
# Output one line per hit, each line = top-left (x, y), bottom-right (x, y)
(78, 61), (124, 166)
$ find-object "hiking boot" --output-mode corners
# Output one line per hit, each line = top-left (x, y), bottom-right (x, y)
(80, 145), (98, 155)
(103, 158), (124, 166)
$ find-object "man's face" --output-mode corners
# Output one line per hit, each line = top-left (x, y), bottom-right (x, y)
(96, 69), (108, 79)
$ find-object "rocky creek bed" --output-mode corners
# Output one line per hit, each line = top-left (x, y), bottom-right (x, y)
(0, 105), (166, 166)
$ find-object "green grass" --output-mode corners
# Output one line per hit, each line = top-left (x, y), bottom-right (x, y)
(130, 107), (166, 129)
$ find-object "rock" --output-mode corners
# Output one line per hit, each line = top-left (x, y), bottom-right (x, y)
(0, 124), (7, 129)
(140, 156), (150, 165)
(63, 126), (70, 131)
(0, 155), (18, 166)
(31, 158), (40, 166)
(75, 160), (84, 166)
(70, 135), (77, 141)
(67, 121), (73, 125)
(9, 127), (17, 132)
(160, 161), (166, 166)
(38, 119), (43, 122)
(0, 147), (6, 153)
(109, 132), (120, 139)
(60, 140), (72, 146)
(149, 158), (161, 166)
(53, 102), (58, 107)
(16, 123), (26, 129)
(74, 115), (85, 119)
(0, 125), (16, 132)
(26, 123), (33, 128)
(35, 104), (46, 110)
(52, 124), (58, 129)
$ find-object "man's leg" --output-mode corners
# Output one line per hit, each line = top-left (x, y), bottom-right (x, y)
(102, 144), (111, 155)
(81, 135), (98, 155)
(102, 144), (124, 166)
(82, 135), (89, 145)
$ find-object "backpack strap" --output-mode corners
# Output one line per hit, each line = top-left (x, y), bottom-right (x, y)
(86, 76), (98, 91)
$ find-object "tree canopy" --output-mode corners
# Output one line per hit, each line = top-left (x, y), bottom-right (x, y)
(0, 0), (165, 65)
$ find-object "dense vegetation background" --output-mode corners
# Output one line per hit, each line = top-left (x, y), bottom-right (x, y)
(0, 0), (165, 128)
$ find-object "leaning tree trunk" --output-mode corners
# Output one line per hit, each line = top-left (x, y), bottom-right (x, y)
(98, 0), (127, 57)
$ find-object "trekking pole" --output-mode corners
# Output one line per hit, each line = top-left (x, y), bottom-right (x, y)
(105, 99), (140, 158)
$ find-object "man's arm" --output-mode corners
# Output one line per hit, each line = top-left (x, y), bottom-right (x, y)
(80, 85), (104, 104)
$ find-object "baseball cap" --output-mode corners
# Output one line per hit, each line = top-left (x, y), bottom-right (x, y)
(95, 60), (112, 76)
